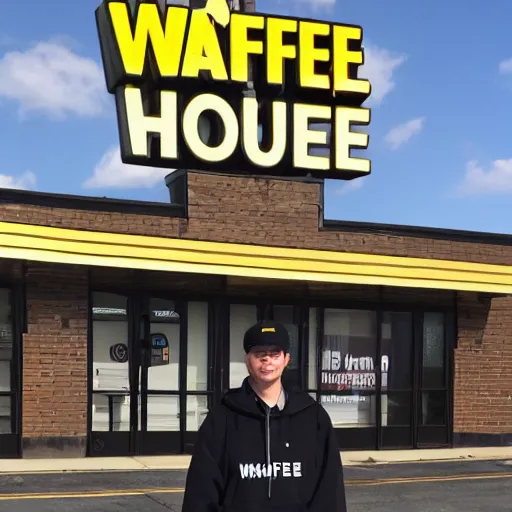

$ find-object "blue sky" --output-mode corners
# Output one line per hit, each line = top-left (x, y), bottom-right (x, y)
(1, 0), (512, 233)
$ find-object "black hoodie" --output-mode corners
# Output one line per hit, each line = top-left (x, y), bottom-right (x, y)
(182, 378), (347, 512)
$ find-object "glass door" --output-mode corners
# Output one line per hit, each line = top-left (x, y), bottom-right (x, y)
(89, 292), (132, 457)
(89, 292), (183, 456)
(379, 311), (414, 449)
(135, 296), (182, 455)
(416, 312), (451, 447)
(0, 287), (20, 458)
(90, 292), (213, 457)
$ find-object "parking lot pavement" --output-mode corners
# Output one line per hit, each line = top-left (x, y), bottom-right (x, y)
(0, 459), (510, 511)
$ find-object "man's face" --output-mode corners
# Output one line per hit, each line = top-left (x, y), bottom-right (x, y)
(246, 345), (290, 384)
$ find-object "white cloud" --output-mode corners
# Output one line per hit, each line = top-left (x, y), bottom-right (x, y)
(0, 40), (109, 120)
(359, 45), (406, 106)
(84, 146), (173, 189)
(0, 171), (36, 190)
(458, 159), (512, 196)
(384, 117), (425, 150)
(499, 58), (512, 74)
(334, 178), (365, 196)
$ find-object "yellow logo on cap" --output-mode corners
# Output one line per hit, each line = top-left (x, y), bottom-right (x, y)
(262, 328), (276, 333)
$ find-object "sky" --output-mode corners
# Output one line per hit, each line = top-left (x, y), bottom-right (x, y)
(0, 0), (512, 234)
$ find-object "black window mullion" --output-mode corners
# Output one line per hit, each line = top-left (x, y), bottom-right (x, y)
(128, 294), (141, 454)
(376, 306), (383, 449)
(178, 300), (188, 451)
(300, 301), (309, 391)
(11, 280), (24, 439)
(412, 311), (423, 447)
(315, 307), (324, 403)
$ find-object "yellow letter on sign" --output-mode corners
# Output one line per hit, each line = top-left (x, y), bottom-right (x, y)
(298, 21), (331, 90)
(108, 2), (188, 78)
(230, 13), (265, 83)
(181, 9), (228, 80)
(332, 25), (370, 97)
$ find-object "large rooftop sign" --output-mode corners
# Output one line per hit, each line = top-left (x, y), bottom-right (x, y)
(95, 0), (372, 180)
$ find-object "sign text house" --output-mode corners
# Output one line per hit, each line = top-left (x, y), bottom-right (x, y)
(96, 0), (372, 180)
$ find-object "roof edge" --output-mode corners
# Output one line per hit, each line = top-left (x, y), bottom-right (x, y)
(322, 219), (512, 246)
(0, 187), (186, 218)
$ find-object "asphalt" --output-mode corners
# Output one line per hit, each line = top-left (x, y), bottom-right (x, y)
(0, 459), (510, 511)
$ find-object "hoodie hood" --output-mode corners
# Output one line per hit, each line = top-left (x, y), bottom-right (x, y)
(222, 377), (316, 418)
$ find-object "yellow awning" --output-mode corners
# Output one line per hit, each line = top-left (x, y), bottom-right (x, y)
(0, 221), (511, 293)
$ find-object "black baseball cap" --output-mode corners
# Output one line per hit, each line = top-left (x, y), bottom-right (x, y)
(243, 321), (291, 354)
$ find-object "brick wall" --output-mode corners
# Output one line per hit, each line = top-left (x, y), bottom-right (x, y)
(454, 292), (512, 437)
(22, 263), (88, 457)
(1, 172), (512, 267)
(0, 203), (182, 238)
(183, 172), (512, 266)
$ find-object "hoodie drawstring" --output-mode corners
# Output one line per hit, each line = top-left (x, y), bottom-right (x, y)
(265, 406), (272, 499)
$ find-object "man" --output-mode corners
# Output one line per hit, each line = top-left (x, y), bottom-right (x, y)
(182, 320), (347, 512)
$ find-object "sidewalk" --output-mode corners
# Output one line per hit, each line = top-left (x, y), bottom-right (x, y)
(0, 447), (511, 475)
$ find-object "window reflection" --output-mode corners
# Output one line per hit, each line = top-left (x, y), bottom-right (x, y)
(422, 313), (445, 388)
(147, 298), (180, 391)
(145, 395), (180, 431)
(187, 395), (209, 431)
(0, 396), (11, 434)
(91, 293), (130, 432)
(187, 302), (209, 391)
(321, 309), (377, 428)
(92, 293), (130, 393)
(0, 289), (12, 394)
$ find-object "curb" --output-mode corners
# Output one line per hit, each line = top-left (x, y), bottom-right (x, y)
(0, 450), (511, 476)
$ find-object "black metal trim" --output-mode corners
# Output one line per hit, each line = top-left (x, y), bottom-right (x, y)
(321, 218), (512, 246)
(412, 311), (422, 447)
(446, 306), (457, 447)
(108, 397), (114, 432)
(315, 307), (324, 403)
(127, 293), (140, 455)
(299, 289), (309, 391)
(375, 295), (383, 449)
(453, 432), (512, 447)
(178, 299), (188, 453)
(0, 188), (186, 218)
(86, 270), (93, 452)
(139, 307), (150, 438)
(12, 272), (24, 456)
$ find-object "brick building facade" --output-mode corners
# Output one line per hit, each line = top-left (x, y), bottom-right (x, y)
(0, 170), (511, 458)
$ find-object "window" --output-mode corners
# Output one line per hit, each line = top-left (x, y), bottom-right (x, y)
(147, 298), (180, 392)
(380, 312), (413, 427)
(422, 313), (445, 389)
(145, 298), (181, 432)
(421, 313), (447, 426)
(187, 302), (208, 392)
(319, 309), (378, 428)
(186, 302), (210, 431)
(91, 292), (130, 432)
(0, 289), (12, 394)
(229, 304), (257, 388)
(0, 288), (12, 434)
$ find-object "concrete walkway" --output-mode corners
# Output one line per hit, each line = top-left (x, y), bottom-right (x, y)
(0, 447), (511, 474)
